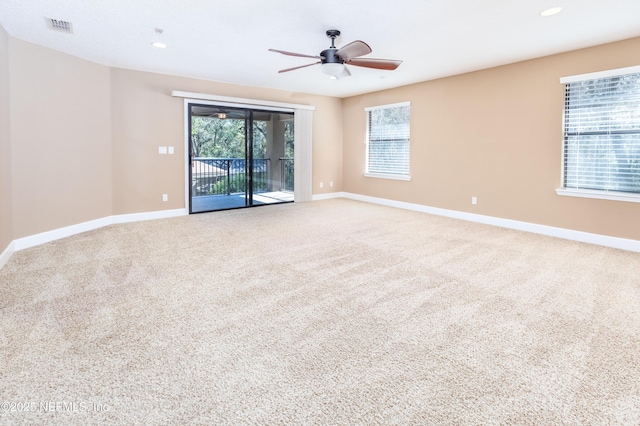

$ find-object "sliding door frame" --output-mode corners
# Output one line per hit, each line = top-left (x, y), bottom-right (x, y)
(180, 94), (314, 213)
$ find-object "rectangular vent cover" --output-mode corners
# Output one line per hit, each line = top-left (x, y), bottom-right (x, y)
(47, 18), (74, 34)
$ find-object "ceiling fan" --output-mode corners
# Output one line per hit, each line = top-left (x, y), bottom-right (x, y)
(269, 29), (402, 80)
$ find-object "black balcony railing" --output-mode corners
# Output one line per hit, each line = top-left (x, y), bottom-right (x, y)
(192, 157), (295, 197)
(279, 157), (294, 192)
(192, 158), (270, 196)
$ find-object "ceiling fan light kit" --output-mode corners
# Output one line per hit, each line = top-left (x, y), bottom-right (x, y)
(269, 29), (402, 79)
(321, 63), (345, 76)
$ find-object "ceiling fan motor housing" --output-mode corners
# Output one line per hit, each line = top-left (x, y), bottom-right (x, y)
(321, 48), (343, 64)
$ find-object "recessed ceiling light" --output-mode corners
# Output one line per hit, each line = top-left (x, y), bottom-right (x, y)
(151, 42), (167, 49)
(540, 7), (563, 17)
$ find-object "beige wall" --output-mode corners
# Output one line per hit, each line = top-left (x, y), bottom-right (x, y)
(0, 25), (12, 250)
(8, 39), (113, 239)
(343, 37), (640, 241)
(2, 37), (343, 243)
(2, 31), (639, 247)
(110, 68), (343, 214)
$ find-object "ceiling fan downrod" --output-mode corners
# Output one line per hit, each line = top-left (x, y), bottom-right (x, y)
(326, 29), (340, 48)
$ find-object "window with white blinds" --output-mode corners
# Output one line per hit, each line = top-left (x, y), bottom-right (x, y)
(562, 70), (640, 195)
(365, 102), (410, 180)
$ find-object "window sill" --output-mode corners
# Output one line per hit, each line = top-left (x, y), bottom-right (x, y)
(556, 188), (640, 204)
(364, 173), (411, 181)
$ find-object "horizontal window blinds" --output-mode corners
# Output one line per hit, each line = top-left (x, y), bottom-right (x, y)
(563, 72), (640, 194)
(367, 103), (410, 176)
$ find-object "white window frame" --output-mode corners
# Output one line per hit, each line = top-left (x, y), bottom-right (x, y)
(364, 101), (411, 181)
(557, 65), (640, 203)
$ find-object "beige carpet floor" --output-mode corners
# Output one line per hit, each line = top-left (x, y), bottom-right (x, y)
(1, 199), (639, 425)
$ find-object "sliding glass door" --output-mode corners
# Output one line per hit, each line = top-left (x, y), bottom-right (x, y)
(189, 103), (294, 213)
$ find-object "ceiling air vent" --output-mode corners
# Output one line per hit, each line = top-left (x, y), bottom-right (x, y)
(47, 18), (74, 34)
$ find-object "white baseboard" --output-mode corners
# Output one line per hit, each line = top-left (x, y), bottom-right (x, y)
(0, 240), (15, 271)
(2, 208), (189, 268)
(312, 192), (345, 201)
(339, 192), (640, 253)
(13, 216), (114, 251)
(111, 208), (187, 225)
(3, 194), (638, 271)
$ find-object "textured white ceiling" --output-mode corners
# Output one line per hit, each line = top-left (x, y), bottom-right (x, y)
(1, 0), (640, 98)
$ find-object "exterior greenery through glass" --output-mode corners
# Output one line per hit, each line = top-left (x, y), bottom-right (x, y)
(563, 72), (640, 194)
(366, 103), (410, 177)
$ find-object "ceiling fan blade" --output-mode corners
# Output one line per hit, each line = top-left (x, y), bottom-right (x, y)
(269, 48), (321, 59)
(334, 66), (351, 80)
(278, 62), (321, 73)
(346, 58), (402, 70)
(336, 40), (371, 60)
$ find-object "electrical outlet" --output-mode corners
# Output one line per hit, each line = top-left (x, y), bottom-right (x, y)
(162, 194), (168, 202)
(159, 146), (167, 154)
(330, 181), (334, 187)
(472, 196), (477, 205)
(168, 146), (174, 154)
(320, 182), (323, 188)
